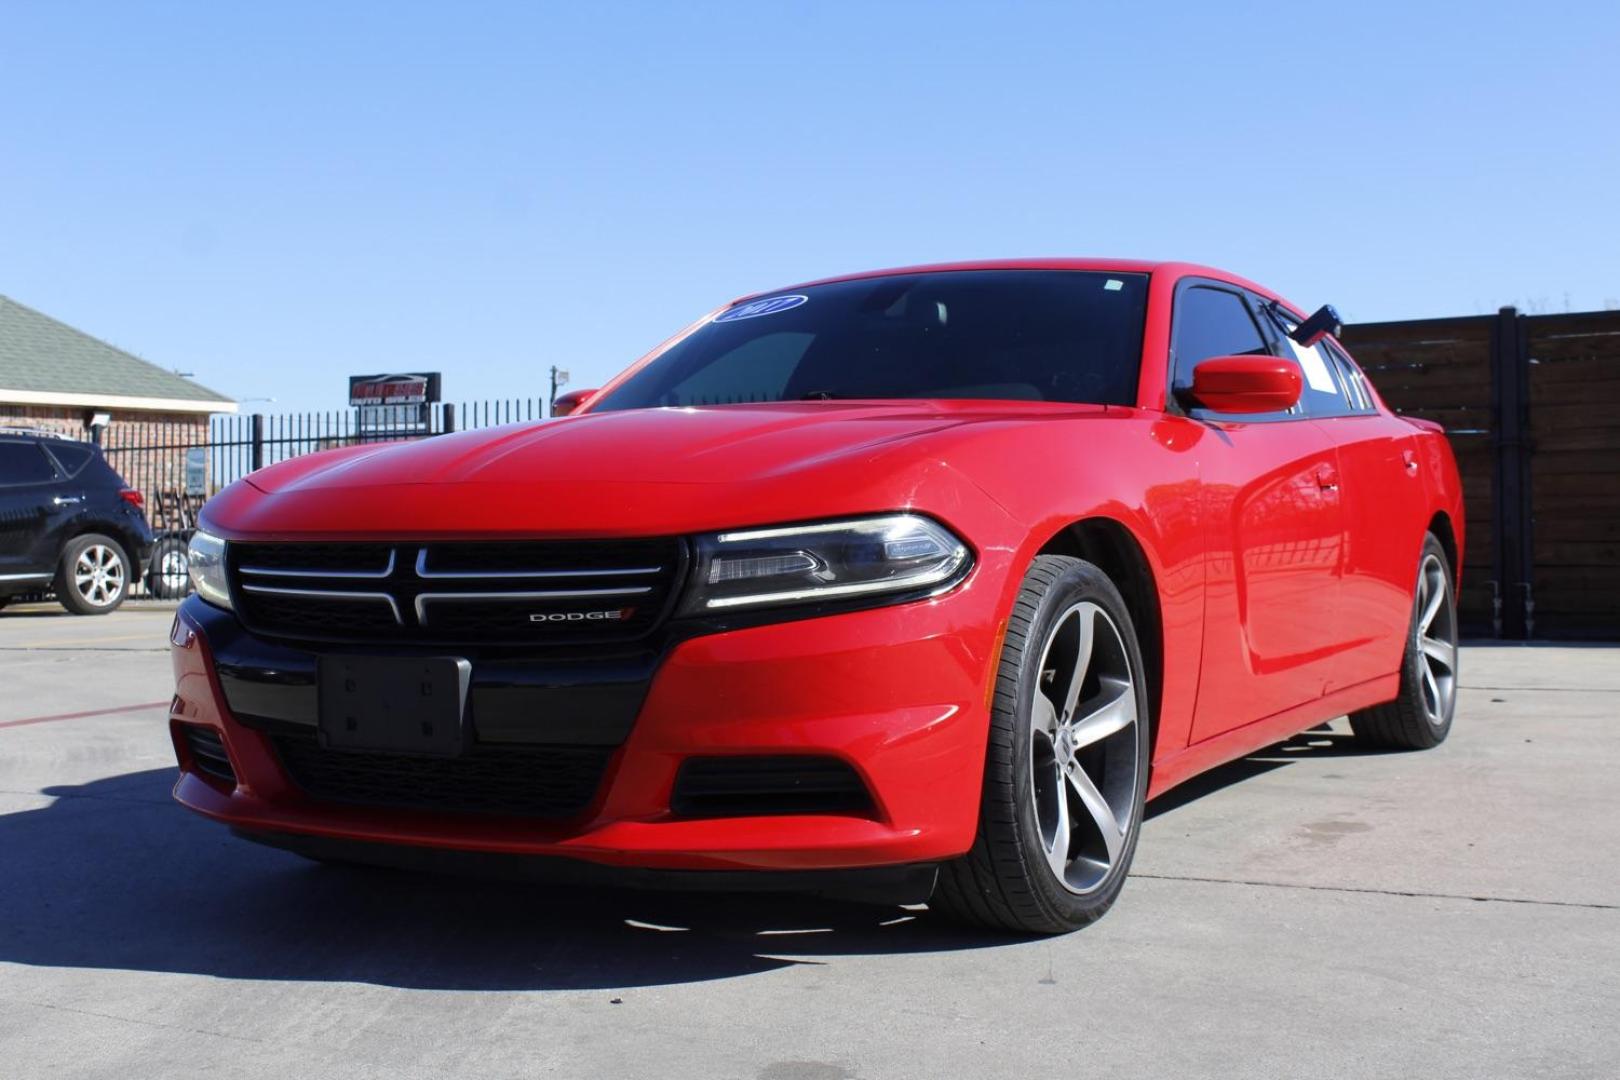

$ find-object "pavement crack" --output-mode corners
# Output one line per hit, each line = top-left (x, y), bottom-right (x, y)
(1133, 873), (1620, 911)
(7, 997), (266, 1044)
(1461, 684), (1620, 693)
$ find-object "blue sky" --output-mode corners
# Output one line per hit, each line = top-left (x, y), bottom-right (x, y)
(3, 1), (1616, 414)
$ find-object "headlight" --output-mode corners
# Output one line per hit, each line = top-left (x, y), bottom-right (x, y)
(186, 529), (232, 611)
(680, 514), (970, 615)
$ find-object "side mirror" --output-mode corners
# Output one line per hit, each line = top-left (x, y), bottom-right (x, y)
(1188, 356), (1302, 415)
(552, 388), (599, 417)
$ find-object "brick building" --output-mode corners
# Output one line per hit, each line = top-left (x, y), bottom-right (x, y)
(0, 294), (236, 500)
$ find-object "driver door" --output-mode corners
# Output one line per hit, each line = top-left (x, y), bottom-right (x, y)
(1171, 284), (1347, 743)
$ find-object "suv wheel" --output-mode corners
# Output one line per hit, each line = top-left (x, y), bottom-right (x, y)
(934, 554), (1150, 934)
(56, 534), (131, 615)
(148, 536), (192, 600)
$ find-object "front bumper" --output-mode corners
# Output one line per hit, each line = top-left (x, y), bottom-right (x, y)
(168, 579), (1003, 872)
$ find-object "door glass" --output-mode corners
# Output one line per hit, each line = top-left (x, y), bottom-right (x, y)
(1171, 286), (1272, 397)
(45, 441), (94, 476)
(0, 442), (59, 484)
(1171, 286), (1304, 420)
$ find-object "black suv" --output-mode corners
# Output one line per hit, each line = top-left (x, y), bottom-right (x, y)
(0, 430), (153, 614)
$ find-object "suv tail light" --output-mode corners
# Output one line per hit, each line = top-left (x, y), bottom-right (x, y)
(119, 488), (145, 510)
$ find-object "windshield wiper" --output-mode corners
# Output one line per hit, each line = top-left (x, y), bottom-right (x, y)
(798, 390), (846, 400)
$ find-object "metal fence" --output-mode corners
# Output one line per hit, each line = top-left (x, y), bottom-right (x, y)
(101, 398), (548, 598)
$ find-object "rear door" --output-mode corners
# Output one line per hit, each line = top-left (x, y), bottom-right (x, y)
(0, 438), (71, 584)
(1170, 283), (1347, 742)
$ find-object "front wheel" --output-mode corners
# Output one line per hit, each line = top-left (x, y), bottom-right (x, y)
(1348, 533), (1459, 749)
(934, 555), (1150, 934)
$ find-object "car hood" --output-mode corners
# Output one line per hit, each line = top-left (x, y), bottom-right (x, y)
(214, 401), (1102, 539)
(248, 403), (1006, 492)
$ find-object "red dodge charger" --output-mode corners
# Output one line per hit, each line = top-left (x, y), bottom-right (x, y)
(171, 260), (1463, 933)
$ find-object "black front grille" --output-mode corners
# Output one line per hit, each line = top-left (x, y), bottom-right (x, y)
(181, 724), (237, 786)
(273, 734), (613, 818)
(229, 538), (684, 645)
(671, 756), (874, 818)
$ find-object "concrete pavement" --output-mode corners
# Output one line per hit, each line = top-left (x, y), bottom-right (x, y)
(0, 604), (1614, 1079)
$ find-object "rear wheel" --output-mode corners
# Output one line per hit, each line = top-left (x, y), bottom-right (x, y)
(934, 555), (1150, 934)
(148, 536), (192, 599)
(55, 534), (131, 615)
(1349, 533), (1458, 749)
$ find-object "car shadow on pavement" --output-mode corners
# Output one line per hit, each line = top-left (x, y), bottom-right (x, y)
(1145, 724), (1398, 820)
(0, 768), (1018, 991)
(6, 728), (1397, 992)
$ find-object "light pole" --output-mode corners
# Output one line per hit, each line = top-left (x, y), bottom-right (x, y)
(549, 366), (570, 417)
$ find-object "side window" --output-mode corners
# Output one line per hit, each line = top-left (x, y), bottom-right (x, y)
(1273, 316), (1352, 418)
(1323, 340), (1376, 413)
(1171, 284), (1304, 421)
(45, 441), (94, 477)
(1171, 286), (1270, 391)
(0, 441), (61, 485)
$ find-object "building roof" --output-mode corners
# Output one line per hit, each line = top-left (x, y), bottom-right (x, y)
(0, 294), (236, 414)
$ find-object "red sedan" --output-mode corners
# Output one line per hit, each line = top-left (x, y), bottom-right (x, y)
(171, 259), (1463, 933)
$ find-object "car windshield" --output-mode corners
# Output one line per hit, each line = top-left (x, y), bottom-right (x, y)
(591, 269), (1150, 411)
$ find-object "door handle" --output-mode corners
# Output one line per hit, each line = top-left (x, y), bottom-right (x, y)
(1316, 466), (1338, 492)
(1402, 450), (1419, 474)
(52, 495), (82, 506)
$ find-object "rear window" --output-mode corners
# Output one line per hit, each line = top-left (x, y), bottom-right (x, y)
(593, 270), (1151, 410)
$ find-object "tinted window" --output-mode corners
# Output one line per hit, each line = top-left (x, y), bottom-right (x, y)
(0, 441), (59, 484)
(1171, 286), (1269, 389)
(1324, 340), (1376, 413)
(1276, 320), (1353, 418)
(593, 270), (1151, 410)
(45, 441), (94, 476)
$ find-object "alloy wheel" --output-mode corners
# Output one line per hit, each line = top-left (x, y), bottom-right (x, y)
(1415, 553), (1458, 726)
(158, 548), (189, 595)
(74, 544), (125, 608)
(1028, 601), (1141, 895)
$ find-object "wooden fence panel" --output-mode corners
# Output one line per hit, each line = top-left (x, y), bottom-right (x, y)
(1525, 311), (1620, 638)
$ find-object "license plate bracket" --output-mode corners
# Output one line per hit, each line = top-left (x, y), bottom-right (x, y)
(317, 656), (471, 756)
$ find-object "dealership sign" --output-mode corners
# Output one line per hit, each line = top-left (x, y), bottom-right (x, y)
(348, 372), (442, 407)
(349, 372), (442, 432)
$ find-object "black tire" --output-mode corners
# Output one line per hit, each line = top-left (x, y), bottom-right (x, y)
(0, 595), (10, 612)
(934, 554), (1151, 934)
(148, 536), (192, 600)
(1349, 533), (1458, 750)
(55, 533), (131, 615)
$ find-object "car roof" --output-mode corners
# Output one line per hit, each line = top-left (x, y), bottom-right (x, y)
(733, 258), (1285, 306)
(0, 427), (81, 442)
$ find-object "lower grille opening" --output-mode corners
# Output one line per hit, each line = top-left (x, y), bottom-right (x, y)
(181, 724), (237, 786)
(272, 734), (612, 819)
(671, 756), (874, 818)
